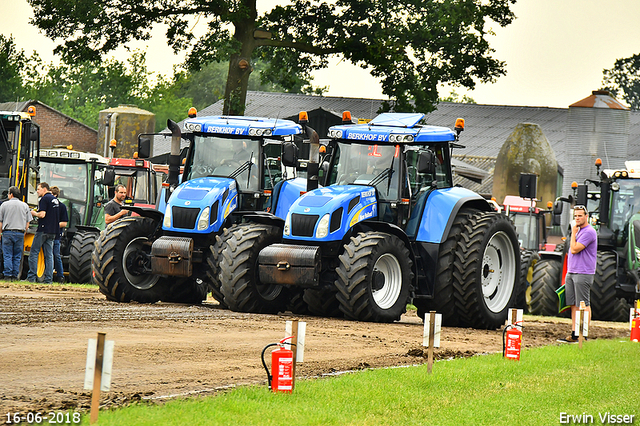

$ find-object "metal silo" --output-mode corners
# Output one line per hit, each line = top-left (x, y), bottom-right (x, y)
(563, 91), (630, 197)
(493, 122), (558, 209)
(97, 105), (156, 158)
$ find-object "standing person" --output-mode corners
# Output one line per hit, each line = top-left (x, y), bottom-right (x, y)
(27, 182), (60, 284)
(104, 184), (130, 225)
(558, 205), (597, 343)
(0, 187), (32, 280)
(50, 186), (69, 283)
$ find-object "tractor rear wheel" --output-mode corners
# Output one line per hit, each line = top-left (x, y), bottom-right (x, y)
(69, 230), (98, 284)
(452, 211), (520, 329)
(335, 232), (413, 323)
(529, 258), (563, 316)
(92, 217), (170, 303)
(591, 251), (630, 321)
(220, 223), (288, 313)
(415, 208), (476, 326)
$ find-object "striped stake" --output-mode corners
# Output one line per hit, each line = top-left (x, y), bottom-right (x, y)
(285, 320), (306, 390)
(576, 301), (589, 349)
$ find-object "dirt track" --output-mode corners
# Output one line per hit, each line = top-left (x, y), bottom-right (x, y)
(0, 282), (630, 416)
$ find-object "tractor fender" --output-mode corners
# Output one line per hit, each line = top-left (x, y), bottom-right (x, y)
(271, 177), (308, 220)
(237, 211), (285, 230)
(74, 225), (102, 234)
(122, 205), (164, 223)
(349, 220), (418, 292)
(413, 187), (491, 244)
(537, 250), (565, 261)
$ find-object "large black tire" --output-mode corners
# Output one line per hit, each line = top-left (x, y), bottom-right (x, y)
(165, 277), (208, 304)
(516, 249), (539, 312)
(69, 230), (98, 284)
(205, 227), (232, 308)
(415, 208), (476, 326)
(452, 211), (520, 329)
(303, 271), (343, 318)
(529, 258), (563, 316)
(92, 217), (171, 303)
(591, 251), (631, 322)
(219, 223), (288, 313)
(335, 232), (413, 323)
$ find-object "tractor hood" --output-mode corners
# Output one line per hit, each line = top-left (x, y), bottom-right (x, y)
(163, 177), (238, 233)
(284, 185), (378, 242)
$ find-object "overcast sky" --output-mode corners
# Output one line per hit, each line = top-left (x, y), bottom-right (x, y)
(2, 0), (640, 109)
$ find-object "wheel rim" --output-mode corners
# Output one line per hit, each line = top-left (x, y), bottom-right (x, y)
(255, 282), (283, 301)
(123, 236), (159, 290)
(481, 231), (516, 313)
(372, 253), (403, 309)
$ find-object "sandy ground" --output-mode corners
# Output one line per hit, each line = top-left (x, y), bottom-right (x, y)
(0, 282), (630, 416)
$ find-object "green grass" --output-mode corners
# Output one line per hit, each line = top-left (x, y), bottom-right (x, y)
(0, 278), (97, 288)
(87, 339), (640, 426)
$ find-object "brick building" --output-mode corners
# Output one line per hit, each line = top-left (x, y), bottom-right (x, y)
(0, 100), (98, 153)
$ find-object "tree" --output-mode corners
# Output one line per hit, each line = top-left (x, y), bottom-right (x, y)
(29, 0), (516, 115)
(0, 34), (38, 102)
(602, 54), (640, 110)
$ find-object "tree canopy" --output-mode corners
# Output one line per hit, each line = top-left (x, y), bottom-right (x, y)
(602, 53), (640, 110)
(28, 0), (516, 115)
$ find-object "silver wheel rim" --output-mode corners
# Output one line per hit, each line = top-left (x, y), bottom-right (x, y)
(372, 253), (403, 309)
(123, 236), (159, 290)
(482, 231), (516, 312)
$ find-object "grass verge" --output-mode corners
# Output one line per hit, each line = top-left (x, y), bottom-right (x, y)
(87, 339), (640, 426)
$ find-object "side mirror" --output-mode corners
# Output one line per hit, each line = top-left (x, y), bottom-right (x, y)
(417, 150), (435, 175)
(30, 126), (39, 142)
(138, 137), (151, 159)
(103, 168), (115, 187)
(282, 142), (299, 168)
(552, 200), (563, 226)
(576, 184), (588, 206)
(320, 161), (330, 186)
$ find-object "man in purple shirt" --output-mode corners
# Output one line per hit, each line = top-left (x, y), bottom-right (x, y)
(559, 205), (597, 343)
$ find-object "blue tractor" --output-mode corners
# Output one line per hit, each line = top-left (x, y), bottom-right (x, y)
(221, 112), (521, 328)
(92, 113), (317, 305)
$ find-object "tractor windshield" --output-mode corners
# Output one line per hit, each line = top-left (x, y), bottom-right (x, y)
(327, 142), (401, 200)
(187, 136), (260, 191)
(114, 169), (150, 204)
(40, 160), (89, 229)
(609, 179), (640, 239)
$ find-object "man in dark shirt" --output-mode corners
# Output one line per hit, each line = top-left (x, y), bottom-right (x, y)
(104, 184), (130, 225)
(27, 182), (60, 283)
(51, 186), (69, 283)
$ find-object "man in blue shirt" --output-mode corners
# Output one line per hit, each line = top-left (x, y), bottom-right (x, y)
(27, 182), (60, 283)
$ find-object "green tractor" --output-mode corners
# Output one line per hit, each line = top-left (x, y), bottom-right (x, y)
(530, 159), (640, 321)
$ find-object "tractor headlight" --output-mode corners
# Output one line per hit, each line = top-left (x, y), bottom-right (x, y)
(316, 213), (330, 238)
(284, 213), (291, 236)
(163, 207), (172, 228)
(198, 207), (210, 230)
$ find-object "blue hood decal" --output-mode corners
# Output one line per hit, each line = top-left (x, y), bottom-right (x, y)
(284, 185), (378, 242)
(163, 177), (238, 233)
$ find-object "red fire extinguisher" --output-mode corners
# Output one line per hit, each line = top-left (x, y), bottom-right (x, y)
(503, 321), (523, 361)
(262, 336), (296, 393)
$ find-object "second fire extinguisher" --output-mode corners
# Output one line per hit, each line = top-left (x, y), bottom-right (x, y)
(261, 336), (296, 393)
(503, 321), (523, 361)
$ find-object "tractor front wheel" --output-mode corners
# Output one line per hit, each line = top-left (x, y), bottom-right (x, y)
(69, 230), (98, 284)
(591, 251), (630, 321)
(220, 223), (288, 313)
(92, 217), (170, 303)
(335, 232), (413, 323)
(529, 258), (563, 317)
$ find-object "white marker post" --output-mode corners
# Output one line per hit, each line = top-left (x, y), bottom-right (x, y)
(576, 301), (589, 349)
(423, 311), (441, 374)
(508, 308), (523, 327)
(84, 333), (115, 424)
(285, 320), (306, 391)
